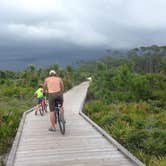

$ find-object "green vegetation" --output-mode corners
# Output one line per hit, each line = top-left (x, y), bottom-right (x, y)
(1, 45), (166, 166)
(82, 50), (166, 166)
(0, 64), (85, 165)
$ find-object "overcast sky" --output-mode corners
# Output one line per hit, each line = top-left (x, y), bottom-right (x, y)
(0, 0), (166, 69)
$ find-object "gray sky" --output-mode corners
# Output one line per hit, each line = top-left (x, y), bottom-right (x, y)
(0, 0), (166, 69)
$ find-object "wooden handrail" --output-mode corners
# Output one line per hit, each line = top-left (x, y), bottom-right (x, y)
(6, 108), (34, 166)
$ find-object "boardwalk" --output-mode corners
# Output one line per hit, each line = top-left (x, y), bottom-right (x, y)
(8, 82), (142, 166)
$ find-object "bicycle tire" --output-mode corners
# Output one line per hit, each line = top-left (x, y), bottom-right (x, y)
(39, 106), (43, 116)
(41, 105), (45, 114)
(57, 109), (65, 135)
(42, 100), (47, 113)
(44, 104), (47, 113)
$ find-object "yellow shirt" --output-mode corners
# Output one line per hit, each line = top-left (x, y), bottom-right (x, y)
(35, 88), (43, 98)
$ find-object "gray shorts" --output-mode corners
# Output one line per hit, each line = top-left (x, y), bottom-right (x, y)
(48, 92), (63, 112)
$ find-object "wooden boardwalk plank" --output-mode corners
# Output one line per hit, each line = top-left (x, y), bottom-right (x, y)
(11, 82), (140, 166)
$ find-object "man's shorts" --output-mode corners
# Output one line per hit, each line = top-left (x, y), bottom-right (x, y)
(48, 92), (63, 112)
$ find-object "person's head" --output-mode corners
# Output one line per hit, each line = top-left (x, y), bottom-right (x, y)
(49, 70), (56, 76)
(39, 84), (43, 88)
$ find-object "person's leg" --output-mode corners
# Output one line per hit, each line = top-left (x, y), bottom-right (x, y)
(49, 111), (56, 129)
(48, 93), (56, 130)
(44, 97), (48, 113)
(35, 105), (37, 115)
(35, 98), (39, 115)
(59, 93), (64, 112)
(59, 93), (65, 122)
(40, 98), (45, 113)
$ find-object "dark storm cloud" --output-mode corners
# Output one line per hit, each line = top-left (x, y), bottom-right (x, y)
(0, 0), (166, 69)
(1, 0), (166, 48)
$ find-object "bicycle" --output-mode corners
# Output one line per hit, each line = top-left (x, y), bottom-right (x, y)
(35, 98), (47, 116)
(41, 97), (48, 113)
(54, 102), (65, 135)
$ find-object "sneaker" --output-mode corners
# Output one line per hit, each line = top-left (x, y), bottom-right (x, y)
(48, 127), (56, 132)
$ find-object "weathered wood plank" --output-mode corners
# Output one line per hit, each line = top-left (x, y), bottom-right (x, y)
(7, 81), (144, 166)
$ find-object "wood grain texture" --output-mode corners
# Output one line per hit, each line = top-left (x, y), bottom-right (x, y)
(10, 82), (139, 166)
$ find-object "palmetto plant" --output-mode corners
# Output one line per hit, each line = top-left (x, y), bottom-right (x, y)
(84, 100), (166, 166)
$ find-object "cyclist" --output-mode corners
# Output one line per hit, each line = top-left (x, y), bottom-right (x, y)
(34, 84), (44, 115)
(44, 70), (64, 131)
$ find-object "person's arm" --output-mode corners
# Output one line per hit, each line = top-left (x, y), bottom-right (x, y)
(41, 88), (44, 94)
(60, 78), (64, 92)
(43, 78), (47, 93)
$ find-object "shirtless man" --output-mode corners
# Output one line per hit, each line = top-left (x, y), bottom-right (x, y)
(44, 70), (64, 131)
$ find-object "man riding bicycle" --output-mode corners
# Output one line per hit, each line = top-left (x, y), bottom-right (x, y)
(44, 70), (64, 131)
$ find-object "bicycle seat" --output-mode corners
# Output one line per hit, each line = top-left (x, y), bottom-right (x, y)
(55, 101), (62, 107)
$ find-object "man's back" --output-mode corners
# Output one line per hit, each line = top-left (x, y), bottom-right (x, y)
(44, 76), (62, 93)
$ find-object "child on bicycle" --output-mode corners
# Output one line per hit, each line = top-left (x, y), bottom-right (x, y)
(34, 84), (44, 115)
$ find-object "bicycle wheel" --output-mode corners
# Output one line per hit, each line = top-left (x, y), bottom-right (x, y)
(39, 106), (43, 116)
(57, 109), (65, 135)
(44, 103), (48, 113)
(42, 100), (47, 113)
